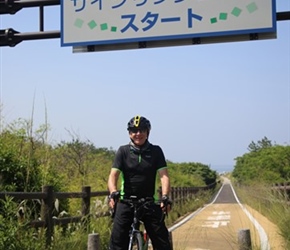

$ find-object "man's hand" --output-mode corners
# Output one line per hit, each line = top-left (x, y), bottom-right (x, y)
(108, 191), (120, 209)
(160, 195), (172, 213)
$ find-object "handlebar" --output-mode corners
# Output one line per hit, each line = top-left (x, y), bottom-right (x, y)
(121, 196), (155, 207)
(109, 193), (172, 221)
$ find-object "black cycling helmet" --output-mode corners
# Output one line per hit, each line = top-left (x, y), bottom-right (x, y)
(127, 115), (151, 133)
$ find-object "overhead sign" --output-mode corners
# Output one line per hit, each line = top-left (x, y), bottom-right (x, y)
(61, 0), (276, 49)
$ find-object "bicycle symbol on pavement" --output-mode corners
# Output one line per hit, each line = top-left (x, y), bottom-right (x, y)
(202, 211), (231, 228)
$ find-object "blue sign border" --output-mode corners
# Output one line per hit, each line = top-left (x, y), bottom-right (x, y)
(61, 0), (276, 47)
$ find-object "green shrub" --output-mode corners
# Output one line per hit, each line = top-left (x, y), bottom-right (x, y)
(0, 196), (45, 250)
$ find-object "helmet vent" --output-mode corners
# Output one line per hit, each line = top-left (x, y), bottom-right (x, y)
(133, 115), (141, 127)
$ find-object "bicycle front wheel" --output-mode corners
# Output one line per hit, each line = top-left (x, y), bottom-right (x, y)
(128, 232), (143, 250)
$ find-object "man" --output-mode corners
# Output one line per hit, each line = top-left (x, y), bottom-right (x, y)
(108, 115), (171, 250)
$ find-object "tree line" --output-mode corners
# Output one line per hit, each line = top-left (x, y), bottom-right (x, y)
(0, 118), (217, 206)
(232, 136), (290, 184)
(1, 117), (289, 248)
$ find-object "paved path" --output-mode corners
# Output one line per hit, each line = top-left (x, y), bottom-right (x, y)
(169, 178), (286, 250)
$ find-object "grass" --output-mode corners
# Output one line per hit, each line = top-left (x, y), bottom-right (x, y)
(232, 182), (290, 250)
(165, 186), (223, 250)
(51, 216), (112, 250)
(166, 186), (220, 228)
(0, 187), (220, 250)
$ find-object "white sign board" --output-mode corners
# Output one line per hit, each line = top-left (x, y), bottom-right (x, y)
(61, 0), (276, 47)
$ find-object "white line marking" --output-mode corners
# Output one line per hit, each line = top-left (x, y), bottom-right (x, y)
(169, 180), (270, 250)
(229, 182), (270, 250)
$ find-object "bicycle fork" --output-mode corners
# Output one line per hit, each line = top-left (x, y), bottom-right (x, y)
(129, 218), (148, 250)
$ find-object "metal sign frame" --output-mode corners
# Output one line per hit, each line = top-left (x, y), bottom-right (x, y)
(61, 0), (277, 49)
(1, 0), (289, 48)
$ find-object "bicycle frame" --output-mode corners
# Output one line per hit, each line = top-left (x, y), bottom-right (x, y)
(125, 196), (153, 250)
(110, 194), (170, 250)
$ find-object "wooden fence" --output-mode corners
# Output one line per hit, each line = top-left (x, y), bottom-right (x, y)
(0, 186), (109, 246)
(272, 182), (290, 205)
(0, 182), (216, 247)
(1, 181), (289, 247)
(170, 182), (217, 206)
(272, 182), (290, 194)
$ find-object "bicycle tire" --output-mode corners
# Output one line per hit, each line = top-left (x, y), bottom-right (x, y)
(128, 232), (143, 250)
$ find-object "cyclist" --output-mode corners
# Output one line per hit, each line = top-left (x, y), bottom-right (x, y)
(108, 115), (172, 250)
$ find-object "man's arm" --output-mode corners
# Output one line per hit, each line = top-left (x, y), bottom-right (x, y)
(108, 168), (120, 193)
(159, 168), (170, 196)
(159, 168), (171, 212)
(107, 168), (120, 208)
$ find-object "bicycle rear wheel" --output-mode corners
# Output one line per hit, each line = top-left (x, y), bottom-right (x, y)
(128, 232), (143, 250)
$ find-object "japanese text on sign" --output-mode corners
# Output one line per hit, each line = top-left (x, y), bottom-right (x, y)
(61, 0), (276, 46)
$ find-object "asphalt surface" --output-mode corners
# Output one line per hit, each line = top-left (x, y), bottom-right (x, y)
(213, 183), (237, 204)
(169, 179), (284, 250)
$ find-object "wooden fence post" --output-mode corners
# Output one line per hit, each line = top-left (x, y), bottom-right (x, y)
(82, 186), (91, 231)
(182, 187), (186, 204)
(238, 229), (252, 250)
(41, 186), (54, 247)
(170, 187), (175, 204)
(190, 187), (195, 199)
(177, 187), (182, 206)
(87, 233), (100, 250)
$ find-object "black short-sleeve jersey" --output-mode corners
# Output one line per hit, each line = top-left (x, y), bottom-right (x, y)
(112, 142), (167, 198)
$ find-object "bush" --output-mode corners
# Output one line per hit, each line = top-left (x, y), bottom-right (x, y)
(0, 196), (45, 250)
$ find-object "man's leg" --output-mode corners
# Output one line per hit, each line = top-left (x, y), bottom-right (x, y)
(144, 205), (171, 250)
(109, 202), (133, 250)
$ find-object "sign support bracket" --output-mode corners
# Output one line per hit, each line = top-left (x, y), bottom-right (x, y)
(0, 0), (289, 47)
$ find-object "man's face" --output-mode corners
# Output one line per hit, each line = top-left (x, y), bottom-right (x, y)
(129, 128), (148, 146)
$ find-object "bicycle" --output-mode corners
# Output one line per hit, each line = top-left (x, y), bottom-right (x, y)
(124, 196), (152, 250)
(110, 193), (171, 250)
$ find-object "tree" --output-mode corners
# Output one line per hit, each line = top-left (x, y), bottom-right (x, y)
(247, 136), (272, 152)
(233, 137), (290, 184)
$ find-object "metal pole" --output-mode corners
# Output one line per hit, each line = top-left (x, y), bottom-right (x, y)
(277, 11), (290, 21)
(0, 0), (60, 15)
(39, 6), (44, 32)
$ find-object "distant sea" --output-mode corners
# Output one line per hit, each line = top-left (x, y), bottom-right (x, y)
(210, 165), (234, 173)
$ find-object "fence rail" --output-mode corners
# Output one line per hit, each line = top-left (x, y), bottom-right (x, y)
(272, 182), (290, 191)
(0, 186), (105, 246)
(0, 182), (217, 246)
(2, 181), (288, 248)
(271, 182), (290, 206)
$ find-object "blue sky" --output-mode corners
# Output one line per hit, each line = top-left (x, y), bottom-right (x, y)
(0, 1), (289, 172)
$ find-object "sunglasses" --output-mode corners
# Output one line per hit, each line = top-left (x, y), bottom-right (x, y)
(129, 128), (147, 134)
